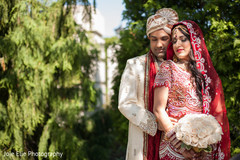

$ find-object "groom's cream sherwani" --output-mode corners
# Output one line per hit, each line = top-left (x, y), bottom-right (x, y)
(118, 54), (158, 160)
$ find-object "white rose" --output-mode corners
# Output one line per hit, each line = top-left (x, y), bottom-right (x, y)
(215, 134), (222, 142)
(205, 125), (214, 134)
(215, 127), (223, 135)
(174, 124), (182, 132)
(190, 125), (198, 135)
(181, 123), (192, 134)
(176, 131), (183, 140)
(191, 136), (199, 144)
(197, 127), (208, 139)
(191, 141), (198, 147)
(198, 140), (208, 148)
(208, 136), (217, 144)
(182, 135), (192, 145)
(202, 136), (211, 145)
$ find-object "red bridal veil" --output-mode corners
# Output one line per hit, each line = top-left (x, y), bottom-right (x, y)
(167, 20), (231, 160)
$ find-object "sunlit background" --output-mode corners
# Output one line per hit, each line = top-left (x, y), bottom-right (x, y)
(0, 0), (239, 159)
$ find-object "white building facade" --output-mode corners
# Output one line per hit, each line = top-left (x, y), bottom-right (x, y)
(73, 5), (117, 107)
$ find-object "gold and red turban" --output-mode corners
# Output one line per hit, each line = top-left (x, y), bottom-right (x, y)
(146, 8), (178, 37)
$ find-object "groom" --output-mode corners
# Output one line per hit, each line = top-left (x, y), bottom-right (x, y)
(118, 8), (178, 160)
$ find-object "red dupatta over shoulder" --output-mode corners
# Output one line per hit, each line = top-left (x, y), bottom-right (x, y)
(167, 20), (231, 160)
(143, 51), (161, 160)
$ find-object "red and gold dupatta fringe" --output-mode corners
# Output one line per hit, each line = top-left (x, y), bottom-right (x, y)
(143, 51), (161, 160)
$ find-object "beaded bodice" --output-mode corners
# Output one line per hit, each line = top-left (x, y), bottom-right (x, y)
(154, 60), (203, 119)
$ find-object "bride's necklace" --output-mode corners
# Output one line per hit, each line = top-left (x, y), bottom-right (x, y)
(176, 61), (189, 72)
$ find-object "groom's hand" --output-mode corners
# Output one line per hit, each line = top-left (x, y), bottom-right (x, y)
(157, 123), (164, 131)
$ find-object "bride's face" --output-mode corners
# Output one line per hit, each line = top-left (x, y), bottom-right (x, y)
(172, 29), (191, 61)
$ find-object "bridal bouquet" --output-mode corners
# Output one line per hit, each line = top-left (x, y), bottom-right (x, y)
(174, 114), (223, 152)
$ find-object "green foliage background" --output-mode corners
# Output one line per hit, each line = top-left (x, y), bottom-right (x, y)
(0, 0), (109, 159)
(0, 0), (239, 160)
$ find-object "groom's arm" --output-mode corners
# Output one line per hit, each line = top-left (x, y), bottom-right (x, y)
(118, 59), (157, 136)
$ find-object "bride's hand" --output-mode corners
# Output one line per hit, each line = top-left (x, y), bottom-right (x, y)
(170, 117), (178, 126)
(157, 117), (178, 131)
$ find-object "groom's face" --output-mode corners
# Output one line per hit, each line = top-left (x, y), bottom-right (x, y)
(149, 29), (170, 60)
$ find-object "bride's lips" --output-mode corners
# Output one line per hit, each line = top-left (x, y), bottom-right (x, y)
(177, 49), (184, 53)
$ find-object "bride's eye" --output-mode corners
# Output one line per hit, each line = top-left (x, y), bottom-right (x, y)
(181, 38), (188, 42)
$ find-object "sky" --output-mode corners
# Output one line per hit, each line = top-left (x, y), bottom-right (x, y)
(95, 0), (126, 37)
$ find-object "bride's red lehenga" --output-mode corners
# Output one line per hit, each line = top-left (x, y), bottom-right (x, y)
(154, 60), (210, 160)
(154, 20), (231, 160)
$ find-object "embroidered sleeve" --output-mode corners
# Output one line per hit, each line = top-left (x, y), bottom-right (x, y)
(154, 61), (171, 89)
(139, 110), (157, 136)
(118, 58), (157, 136)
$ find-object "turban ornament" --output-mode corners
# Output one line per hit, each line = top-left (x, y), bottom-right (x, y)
(146, 8), (179, 36)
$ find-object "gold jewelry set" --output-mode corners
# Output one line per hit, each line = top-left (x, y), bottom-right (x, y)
(172, 25), (189, 37)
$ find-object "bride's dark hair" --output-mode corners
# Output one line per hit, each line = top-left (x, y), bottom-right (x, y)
(173, 25), (205, 103)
